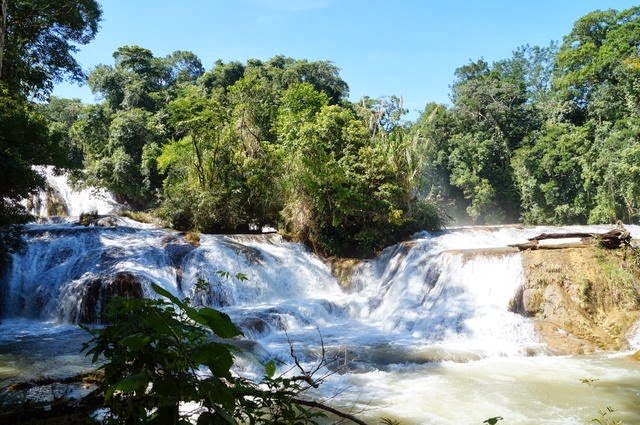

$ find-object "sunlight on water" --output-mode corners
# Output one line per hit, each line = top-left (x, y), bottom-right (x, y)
(327, 354), (640, 425)
(3, 175), (640, 422)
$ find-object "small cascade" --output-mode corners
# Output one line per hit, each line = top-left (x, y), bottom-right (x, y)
(25, 166), (120, 217)
(2, 222), (640, 362)
(349, 242), (538, 356)
(1, 223), (180, 322)
(4, 222), (640, 423)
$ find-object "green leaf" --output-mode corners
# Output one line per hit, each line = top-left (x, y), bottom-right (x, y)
(197, 412), (215, 425)
(192, 343), (234, 378)
(119, 333), (152, 351)
(213, 406), (237, 424)
(151, 283), (188, 310)
(216, 270), (230, 280)
(201, 377), (236, 410)
(483, 417), (504, 425)
(188, 307), (242, 338)
(264, 360), (276, 378)
(105, 373), (149, 400)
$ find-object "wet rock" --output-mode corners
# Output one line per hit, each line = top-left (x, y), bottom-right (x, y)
(219, 238), (264, 264)
(238, 317), (270, 336)
(77, 214), (118, 227)
(184, 231), (200, 247)
(164, 242), (194, 268)
(95, 216), (117, 227)
(509, 286), (541, 317)
(76, 272), (144, 323)
(26, 188), (69, 217)
(190, 282), (233, 308)
(522, 288), (542, 316)
(45, 189), (68, 216)
(329, 258), (360, 291)
(108, 272), (144, 298)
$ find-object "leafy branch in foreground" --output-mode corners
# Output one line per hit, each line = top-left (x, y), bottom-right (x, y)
(83, 283), (366, 424)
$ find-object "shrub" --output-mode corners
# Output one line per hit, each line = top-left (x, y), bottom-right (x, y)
(82, 284), (357, 424)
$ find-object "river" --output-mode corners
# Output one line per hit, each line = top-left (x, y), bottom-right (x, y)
(1, 169), (639, 424)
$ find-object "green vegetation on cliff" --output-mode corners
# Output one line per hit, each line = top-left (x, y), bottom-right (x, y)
(57, 50), (442, 257)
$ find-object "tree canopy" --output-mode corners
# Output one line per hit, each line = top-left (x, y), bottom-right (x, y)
(65, 48), (440, 256)
(413, 5), (640, 225)
(1, 0), (101, 98)
(0, 0), (101, 257)
(6, 4), (640, 257)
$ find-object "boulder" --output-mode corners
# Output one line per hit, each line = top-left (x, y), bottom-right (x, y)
(77, 271), (144, 323)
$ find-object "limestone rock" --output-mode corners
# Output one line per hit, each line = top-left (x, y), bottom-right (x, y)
(514, 247), (640, 355)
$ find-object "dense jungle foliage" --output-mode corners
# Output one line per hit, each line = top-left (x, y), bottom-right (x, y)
(2, 3), (640, 258)
(58, 49), (441, 257)
(0, 0), (102, 257)
(83, 283), (337, 424)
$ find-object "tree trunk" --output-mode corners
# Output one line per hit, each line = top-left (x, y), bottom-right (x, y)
(0, 0), (7, 79)
(510, 227), (632, 251)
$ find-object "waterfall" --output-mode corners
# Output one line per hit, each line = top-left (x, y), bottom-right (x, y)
(25, 166), (120, 217)
(349, 244), (538, 356)
(5, 216), (637, 361)
(3, 220), (640, 423)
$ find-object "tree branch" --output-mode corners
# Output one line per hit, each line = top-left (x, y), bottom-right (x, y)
(291, 398), (369, 425)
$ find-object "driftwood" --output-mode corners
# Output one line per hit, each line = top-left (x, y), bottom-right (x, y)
(292, 398), (368, 425)
(510, 227), (632, 251)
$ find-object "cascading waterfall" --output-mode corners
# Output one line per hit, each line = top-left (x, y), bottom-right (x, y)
(1, 222), (551, 356)
(4, 220), (640, 356)
(3, 172), (640, 424)
(348, 240), (538, 357)
(25, 166), (120, 217)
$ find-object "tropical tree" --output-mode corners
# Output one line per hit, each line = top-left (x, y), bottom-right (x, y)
(0, 0), (101, 98)
(0, 0), (101, 258)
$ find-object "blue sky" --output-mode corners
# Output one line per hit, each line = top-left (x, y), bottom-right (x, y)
(53, 0), (639, 117)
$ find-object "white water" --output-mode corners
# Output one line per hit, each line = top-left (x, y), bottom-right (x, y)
(2, 172), (640, 423)
(26, 166), (120, 217)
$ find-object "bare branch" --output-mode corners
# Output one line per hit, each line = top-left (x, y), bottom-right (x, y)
(291, 398), (369, 425)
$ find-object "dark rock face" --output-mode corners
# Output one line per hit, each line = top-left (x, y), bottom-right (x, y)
(45, 189), (69, 217)
(164, 242), (194, 268)
(238, 317), (270, 336)
(26, 188), (69, 217)
(76, 272), (144, 323)
(219, 238), (264, 264)
(163, 238), (195, 291)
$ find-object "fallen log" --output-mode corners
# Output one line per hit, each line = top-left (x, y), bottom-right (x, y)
(594, 228), (632, 249)
(508, 242), (594, 251)
(510, 227), (632, 251)
(528, 232), (595, 241)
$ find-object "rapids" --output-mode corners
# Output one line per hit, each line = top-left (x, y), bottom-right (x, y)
(2, 171), (640, 424)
